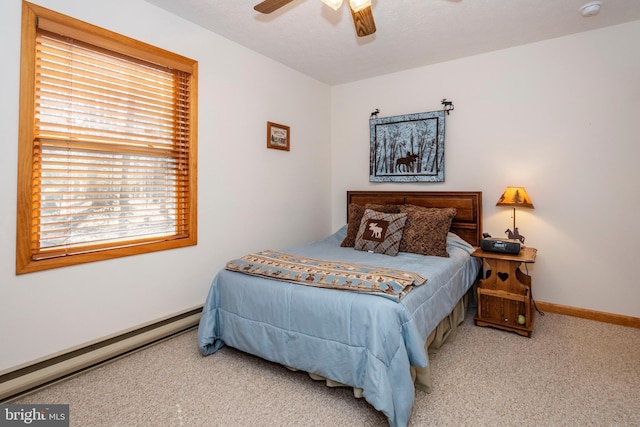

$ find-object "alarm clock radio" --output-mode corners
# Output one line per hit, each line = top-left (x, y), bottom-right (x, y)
(480, 237), (521, 254)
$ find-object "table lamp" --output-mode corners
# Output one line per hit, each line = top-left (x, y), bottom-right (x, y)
(496, 187), (534, 243)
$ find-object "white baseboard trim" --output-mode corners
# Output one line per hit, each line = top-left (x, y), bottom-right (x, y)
(0, 306), (202, 402)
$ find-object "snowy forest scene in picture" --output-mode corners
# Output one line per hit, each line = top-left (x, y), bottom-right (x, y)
(369, 111), (445, 182)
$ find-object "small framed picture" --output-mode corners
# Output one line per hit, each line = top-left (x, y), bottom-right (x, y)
(266, 121), (290, 151)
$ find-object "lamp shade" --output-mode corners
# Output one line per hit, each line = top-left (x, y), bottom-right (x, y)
(496, 187), (534, 208)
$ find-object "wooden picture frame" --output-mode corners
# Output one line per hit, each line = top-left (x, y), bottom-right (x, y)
(266, 121), (290, 151)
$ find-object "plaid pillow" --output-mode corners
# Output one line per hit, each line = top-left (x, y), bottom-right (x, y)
(341, 203), (401, 247)
(354, 209), (407, 256)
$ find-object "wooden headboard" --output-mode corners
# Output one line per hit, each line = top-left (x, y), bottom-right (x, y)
(346, 191), (483, 247)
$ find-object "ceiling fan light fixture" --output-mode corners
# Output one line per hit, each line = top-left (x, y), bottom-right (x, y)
(321, 0), (343, 11)
(349, 0), (371, 13)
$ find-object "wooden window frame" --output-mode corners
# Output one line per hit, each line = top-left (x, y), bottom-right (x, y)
(16, 1), (198, 274)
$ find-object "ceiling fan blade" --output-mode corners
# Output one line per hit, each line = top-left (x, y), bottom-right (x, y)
(254, 0), (296, 14)
(350, 6), (376, 37)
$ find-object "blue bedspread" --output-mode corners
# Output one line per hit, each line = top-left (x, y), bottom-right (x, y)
(198, 226), (480, 427)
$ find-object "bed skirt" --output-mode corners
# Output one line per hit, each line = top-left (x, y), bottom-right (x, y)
(289, 286), (475, 397)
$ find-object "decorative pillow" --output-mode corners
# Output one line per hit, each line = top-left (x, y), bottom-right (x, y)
(354, 209), (408, 256)
(341, 203), (401, 247)
(398, 205), (457, 257)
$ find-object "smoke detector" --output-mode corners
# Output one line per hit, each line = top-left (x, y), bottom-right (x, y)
(580, 1), (602, 17)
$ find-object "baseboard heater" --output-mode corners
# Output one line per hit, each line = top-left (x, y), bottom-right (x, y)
(0, 306), (202, 402)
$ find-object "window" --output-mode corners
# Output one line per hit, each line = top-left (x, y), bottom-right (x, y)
(16, 2), (198, 274)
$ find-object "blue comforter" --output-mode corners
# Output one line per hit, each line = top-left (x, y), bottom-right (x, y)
(198, 226), (480, 427)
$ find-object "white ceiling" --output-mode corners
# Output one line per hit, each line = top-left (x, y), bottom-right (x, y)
(143, 0), (640, 85)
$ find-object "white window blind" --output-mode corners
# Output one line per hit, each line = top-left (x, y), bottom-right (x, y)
(32, 29), (192, 259)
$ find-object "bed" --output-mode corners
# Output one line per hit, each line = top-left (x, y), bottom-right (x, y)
(198, 191), (482, 427)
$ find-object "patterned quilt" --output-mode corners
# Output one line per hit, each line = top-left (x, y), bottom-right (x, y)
(225, 250), (426, 302)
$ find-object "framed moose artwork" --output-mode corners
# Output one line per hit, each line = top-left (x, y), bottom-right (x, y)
(369, 110), (445, 182)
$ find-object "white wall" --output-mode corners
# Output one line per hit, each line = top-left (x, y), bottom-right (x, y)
(0, 0), (332, 371)
(331, 21), (640, 318)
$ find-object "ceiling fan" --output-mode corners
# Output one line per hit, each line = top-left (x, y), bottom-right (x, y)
(254, 0), (376, 37)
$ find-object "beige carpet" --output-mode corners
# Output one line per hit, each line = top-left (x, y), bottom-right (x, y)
(12, 310), (640, 426)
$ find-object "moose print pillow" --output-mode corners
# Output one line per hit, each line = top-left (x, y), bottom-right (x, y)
(354, 209), (408, 256)
(341, 203), (401, 248)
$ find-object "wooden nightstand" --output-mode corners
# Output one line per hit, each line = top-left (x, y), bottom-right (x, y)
(471, 247), (537, 337)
